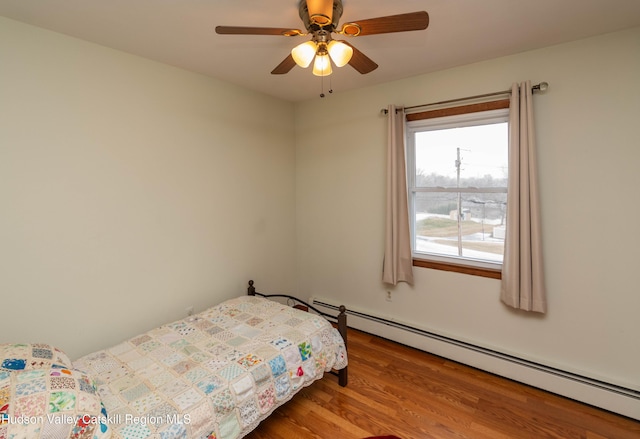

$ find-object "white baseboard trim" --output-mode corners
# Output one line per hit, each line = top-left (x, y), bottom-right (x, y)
(311, 298), (640, 421)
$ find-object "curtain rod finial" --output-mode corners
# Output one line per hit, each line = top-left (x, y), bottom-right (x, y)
(533, 81), (549, 92)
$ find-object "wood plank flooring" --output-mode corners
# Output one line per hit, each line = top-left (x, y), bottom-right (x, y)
(245, 329), (640, 439)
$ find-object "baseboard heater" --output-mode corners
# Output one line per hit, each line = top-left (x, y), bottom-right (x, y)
(312, 299), (640, 419)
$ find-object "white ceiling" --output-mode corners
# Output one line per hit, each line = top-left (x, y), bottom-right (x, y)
(1, 0), (640, 102)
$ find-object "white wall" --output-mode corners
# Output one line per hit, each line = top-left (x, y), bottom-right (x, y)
(295, 26), (640, 397)
(0, 17), (296, 359)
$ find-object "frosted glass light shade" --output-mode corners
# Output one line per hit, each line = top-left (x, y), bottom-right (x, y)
(327, 40), (353, 67)
(312, 53), (332, 76)
(291, 41), (318, 68)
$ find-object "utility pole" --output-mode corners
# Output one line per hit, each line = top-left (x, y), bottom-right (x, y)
(456, 147), (462, 256)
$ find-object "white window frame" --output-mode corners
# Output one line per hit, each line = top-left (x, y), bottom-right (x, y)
(406, 108), (509, 271)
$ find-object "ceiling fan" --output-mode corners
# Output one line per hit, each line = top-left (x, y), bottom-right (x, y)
(215, 0), (429, 77)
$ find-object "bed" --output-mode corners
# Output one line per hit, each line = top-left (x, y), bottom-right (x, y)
(0, 281), (348, 439)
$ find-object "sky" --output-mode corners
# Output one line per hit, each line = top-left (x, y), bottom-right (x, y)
(415, 122), (508, 180)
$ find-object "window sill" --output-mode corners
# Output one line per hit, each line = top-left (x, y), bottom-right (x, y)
(413, 258), (502, 279)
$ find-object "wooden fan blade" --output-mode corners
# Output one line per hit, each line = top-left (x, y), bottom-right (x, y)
(344, 11), (429, 36)
(215, 26), (302, 36)
(341, 41), (378, 74)
(271, 54), (297, 75)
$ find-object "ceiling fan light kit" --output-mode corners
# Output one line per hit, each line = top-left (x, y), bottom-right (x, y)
(291, 38), (353, 73)
(327, 40), (353, 67)
(215, 0), (429, 88)
(291, 40), (317, 68)
(312, 52), (332, 76)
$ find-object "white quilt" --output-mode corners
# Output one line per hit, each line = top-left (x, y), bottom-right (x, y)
(73, 296), (347, 439)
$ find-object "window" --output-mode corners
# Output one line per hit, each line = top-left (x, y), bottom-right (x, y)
(406, 102), (509, 275)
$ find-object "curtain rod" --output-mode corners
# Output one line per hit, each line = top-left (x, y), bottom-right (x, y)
(381, 82), (549, 114)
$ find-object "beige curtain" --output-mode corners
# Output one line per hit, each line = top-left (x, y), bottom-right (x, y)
(500, 81), (547, 312)
(382, 105), (414, 286)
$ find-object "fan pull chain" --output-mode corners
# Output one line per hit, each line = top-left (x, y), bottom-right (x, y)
(319, 68), (333, 98)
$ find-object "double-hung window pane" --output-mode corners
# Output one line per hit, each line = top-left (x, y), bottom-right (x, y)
(407, 108), (509, 267)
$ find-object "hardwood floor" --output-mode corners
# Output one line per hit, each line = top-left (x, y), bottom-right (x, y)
(246, 329), (640, 439)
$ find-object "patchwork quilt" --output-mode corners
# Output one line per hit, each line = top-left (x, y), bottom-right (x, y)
(0, 343), (111, 439)
(73, 296), (348, 439)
